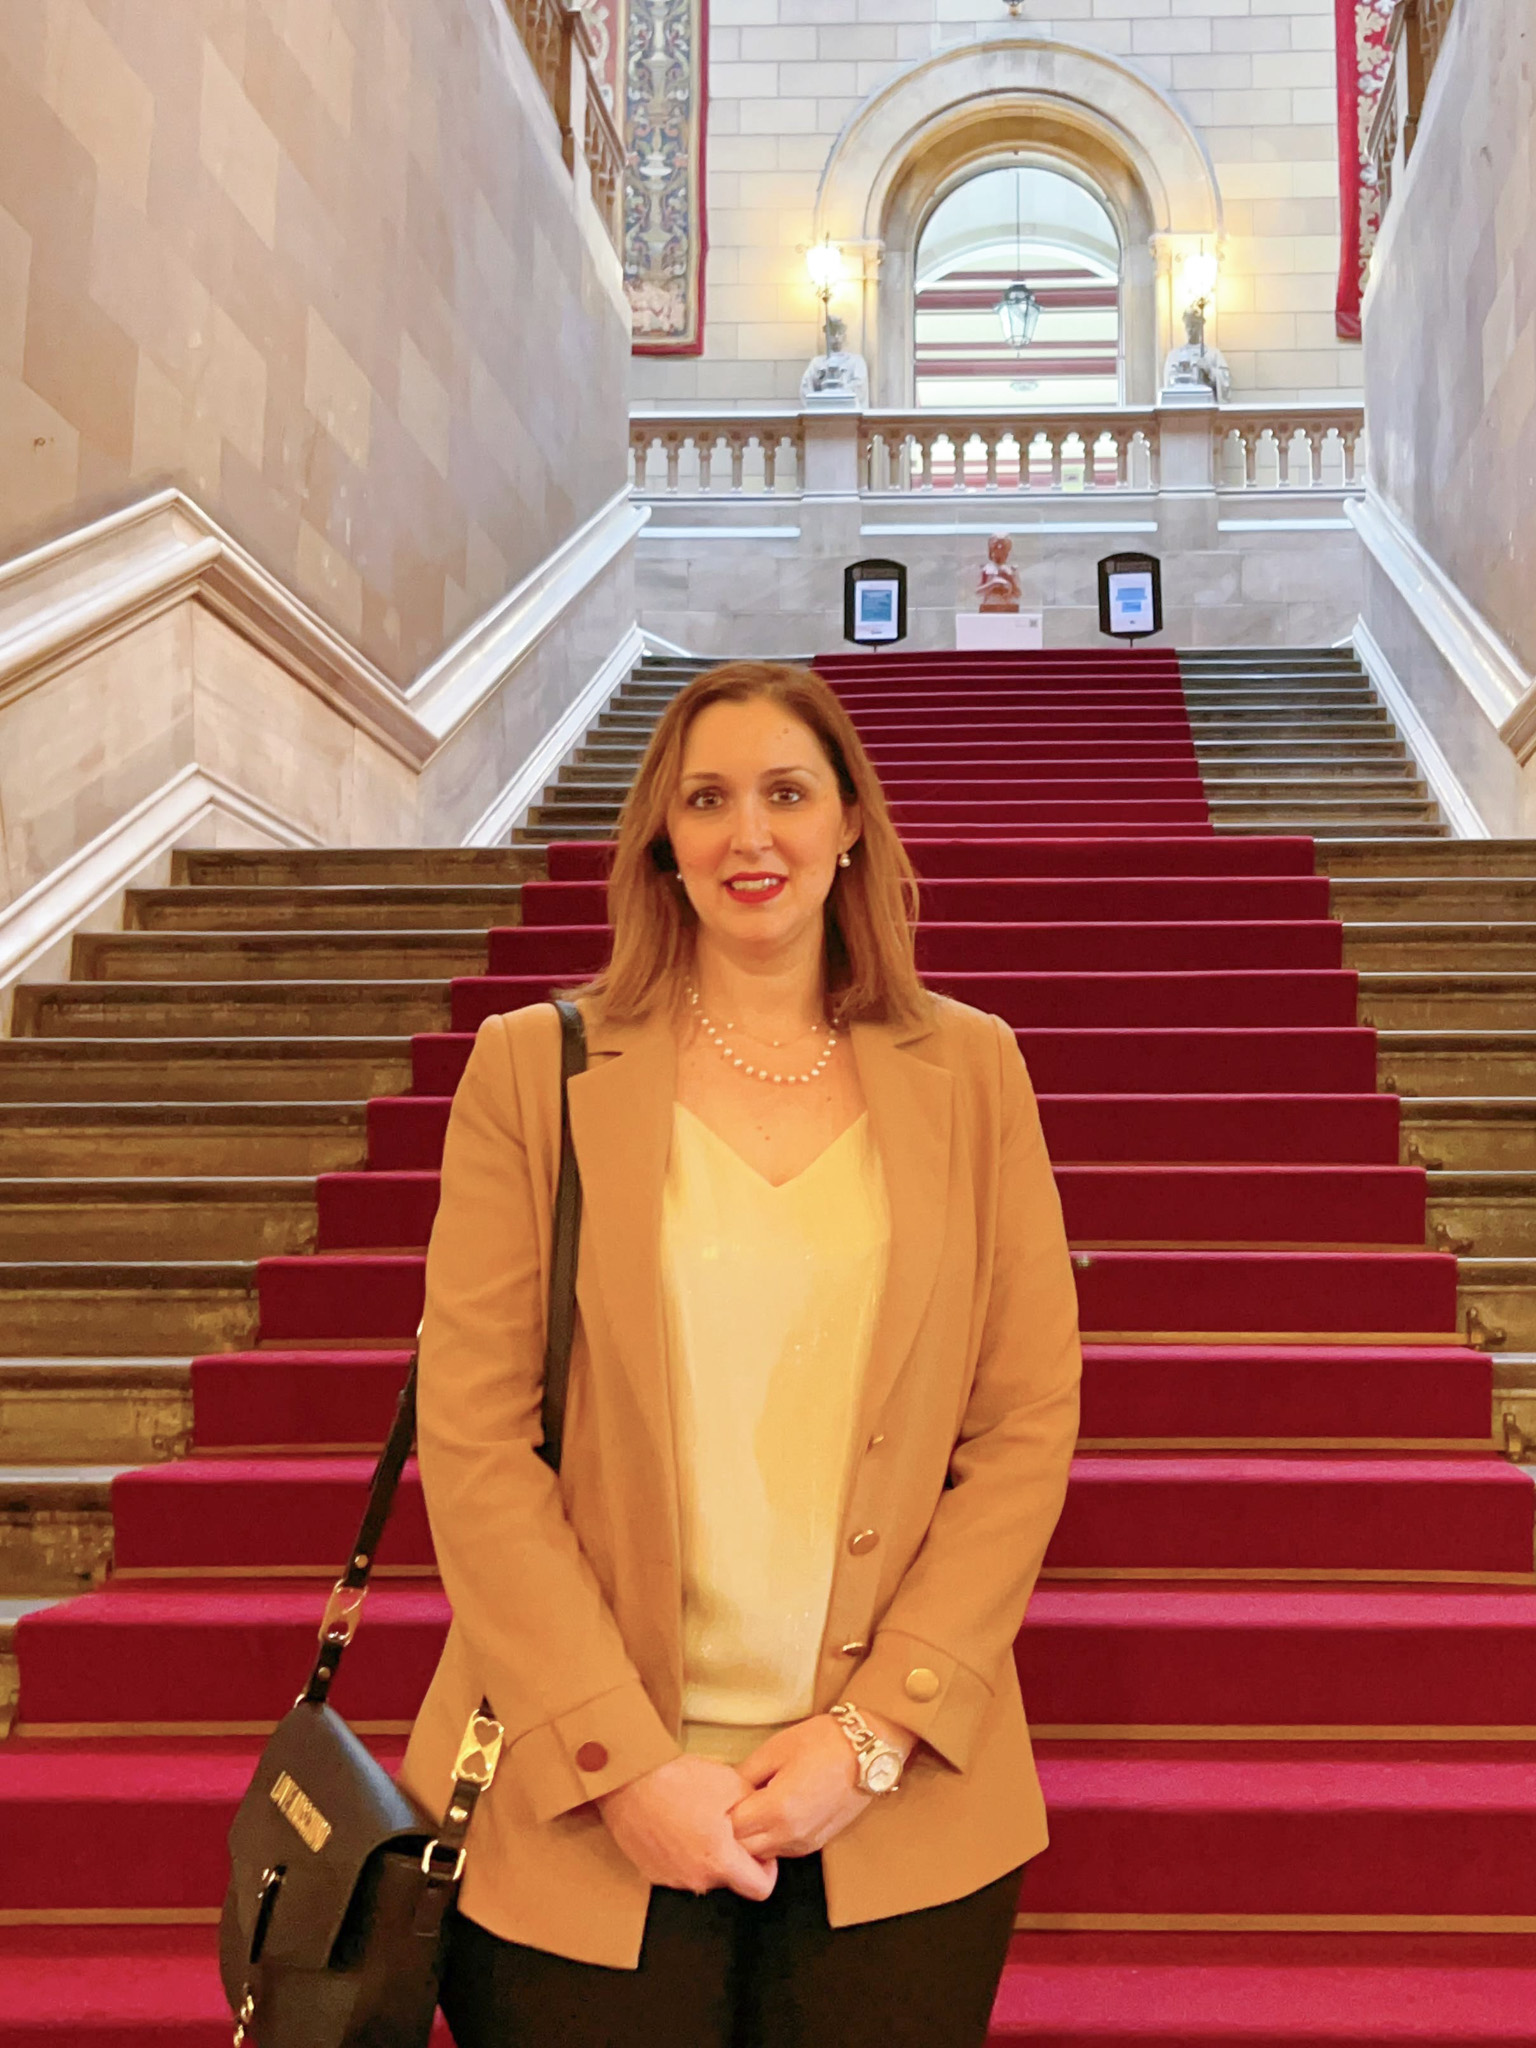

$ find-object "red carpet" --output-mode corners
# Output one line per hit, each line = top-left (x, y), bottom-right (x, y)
(8, 648), (1527, 2043)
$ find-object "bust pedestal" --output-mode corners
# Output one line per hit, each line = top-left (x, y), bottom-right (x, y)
(957, 612), (1043, 651)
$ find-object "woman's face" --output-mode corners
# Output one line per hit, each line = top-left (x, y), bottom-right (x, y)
(666, 696), (861, 964)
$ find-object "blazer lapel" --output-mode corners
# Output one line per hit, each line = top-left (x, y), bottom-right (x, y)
(850, 1016), (954, 1439)
(565, 1009), (680, 1499)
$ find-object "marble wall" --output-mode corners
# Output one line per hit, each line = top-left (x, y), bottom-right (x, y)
(0, 0), (631, 684)
(1363, 0), (1536, 680)
(631, 0), (1359, 410)
(636, 495), (1364, 655)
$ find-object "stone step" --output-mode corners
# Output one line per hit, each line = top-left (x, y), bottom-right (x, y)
(1220, 817), (1450, 840)
(1342, 925), (1536, 971)
(1402, 1098), (1536, 1170)
(1361, 976), (1536, 1030)
(0, 1465), (125, 1596)
(0, 1104), (366, 1176)
(12, 981), (450, 1039)
(515, 821), (625, 844)
(1378, 1034), (1536, 1099)
(1319, 841), (1536, 878)
(1212, 800), (1440, 829)
(72, 930), (489, 984)
(1428, 1174), (1536, 1259)
(1333, 877), (1536, 919)
(1188, 712), (1393, 732)
(127, 885), (524, 933)
(0, 1037), (412, 1105)
(1201, 775), (1427, 802)
(0, 1262), (256, 1357)
(0, 1178), (316, 1260)
(175, 847), (546, 888)
(0, 1357), (192, 1465)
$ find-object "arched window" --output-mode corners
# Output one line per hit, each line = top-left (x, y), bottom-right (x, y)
(914, 166), (1122, 409)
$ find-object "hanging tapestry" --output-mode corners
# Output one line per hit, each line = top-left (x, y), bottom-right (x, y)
(1334, 0), (1395, 340)
(581, 0), (627, 112)
(624, 0), (709, 355)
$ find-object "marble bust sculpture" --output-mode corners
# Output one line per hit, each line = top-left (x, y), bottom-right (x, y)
(977, 533), (1024, 613)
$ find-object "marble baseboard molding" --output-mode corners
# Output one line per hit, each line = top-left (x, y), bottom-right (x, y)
(0, 490), (644, 1022)
(0, 766), (313, 1031)
(1352, 618), (1489, 839)
(0, 488), (647, 770)
(1348, 488), (1536, 762)
(465, 622), (645, 844)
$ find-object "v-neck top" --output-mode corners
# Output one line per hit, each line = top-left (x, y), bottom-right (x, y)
(659, 1101), (891, 1757)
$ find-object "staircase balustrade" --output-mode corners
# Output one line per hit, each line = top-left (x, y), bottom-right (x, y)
(505, 0), (623, 250)
(1370, 0), (1459, 219)
(630, 419), (807, 495)
(629, 403), (1366, 501)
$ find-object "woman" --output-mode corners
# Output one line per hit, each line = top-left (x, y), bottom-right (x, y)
(398, 661), (1082, 2046)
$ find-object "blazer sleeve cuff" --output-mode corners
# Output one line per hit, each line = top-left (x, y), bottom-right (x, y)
(842, 1628), (994, 1774)
(507, 1680), (684, 1825)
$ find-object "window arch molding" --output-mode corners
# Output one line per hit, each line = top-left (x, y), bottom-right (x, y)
(815, 36), (1223, 407)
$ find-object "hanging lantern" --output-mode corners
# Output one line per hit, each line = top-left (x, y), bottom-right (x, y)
(997, 279), (1041, 352)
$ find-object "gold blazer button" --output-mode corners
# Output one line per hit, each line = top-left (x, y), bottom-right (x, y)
(575, 1741), (609, 1773)
(848, 1529), (880, 1557)
(904, 1668), (940, 1704)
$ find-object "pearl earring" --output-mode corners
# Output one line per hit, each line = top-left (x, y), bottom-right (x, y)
(838, 851), (852, 868)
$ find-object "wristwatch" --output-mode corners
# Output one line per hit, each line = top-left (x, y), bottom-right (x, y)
(829, 1701), (905, 1795)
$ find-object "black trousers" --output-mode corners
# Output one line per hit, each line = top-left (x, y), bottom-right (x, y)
(440, 1855), (1023, 2048)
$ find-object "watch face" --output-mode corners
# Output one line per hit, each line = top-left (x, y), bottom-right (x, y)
(864, 1751), (901, 1794)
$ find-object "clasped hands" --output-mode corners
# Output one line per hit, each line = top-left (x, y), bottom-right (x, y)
(596, 1709), (915, 1902)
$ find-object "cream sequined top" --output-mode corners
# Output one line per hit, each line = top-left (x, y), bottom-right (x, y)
(659, 1102), (892, 1764)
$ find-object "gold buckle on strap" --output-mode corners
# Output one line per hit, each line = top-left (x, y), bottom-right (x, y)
(317, 1580), (366, 1648)
(452, 1710), (505, 1789)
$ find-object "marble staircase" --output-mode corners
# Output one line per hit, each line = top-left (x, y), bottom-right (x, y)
(3, 648), (1535, 1750)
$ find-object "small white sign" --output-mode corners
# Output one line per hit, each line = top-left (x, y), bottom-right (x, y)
(957, 613), (1044, 651)
(1106, 570), (1156, 636)
(853, 578), (901, 640)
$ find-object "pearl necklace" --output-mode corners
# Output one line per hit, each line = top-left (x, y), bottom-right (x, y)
(686, 981), (838, 1086)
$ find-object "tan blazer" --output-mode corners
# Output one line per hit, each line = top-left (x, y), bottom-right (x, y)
(397, 992), (1082, 1968)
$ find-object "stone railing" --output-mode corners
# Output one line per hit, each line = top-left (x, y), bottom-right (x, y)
(631, 417), (807, 495)
(630, 403), (1366, 500)
(506, 0), (623, 250)
(1369, 0), (1458, 219)
(862, 411), (1160, 493)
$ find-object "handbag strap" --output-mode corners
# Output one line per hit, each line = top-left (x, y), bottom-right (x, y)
(299, 999), (588, 1709)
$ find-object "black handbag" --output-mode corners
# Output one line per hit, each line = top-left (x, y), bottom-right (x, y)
(220, 1000), (588, 2047)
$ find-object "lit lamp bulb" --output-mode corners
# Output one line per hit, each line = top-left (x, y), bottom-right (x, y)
(1178, 250), (1219, 350)
(1181, 252), (1219, 306)
(807, 239), (844, 296)
(806, 239), (845, 355)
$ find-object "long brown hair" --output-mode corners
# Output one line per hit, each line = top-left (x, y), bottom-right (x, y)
(559, 661), (929, 1027)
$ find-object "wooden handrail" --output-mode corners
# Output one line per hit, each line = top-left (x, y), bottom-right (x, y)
(505, 0), (626, 254)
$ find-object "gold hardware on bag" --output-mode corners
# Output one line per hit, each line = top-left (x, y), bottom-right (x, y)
(233, 1989), (256, 2045)
(270, 1770), (333, 1854)
(317, 1580), (366, 1647)
(452, 1710), (505, 1789)
(420, 1838), (467, 1883)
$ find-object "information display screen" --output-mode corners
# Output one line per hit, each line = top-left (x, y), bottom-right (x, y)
(1097, 552), (1163, 642)
(844, 558), (909, 645)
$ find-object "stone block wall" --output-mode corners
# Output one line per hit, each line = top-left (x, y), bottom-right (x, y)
(631, 0), (1359, 411)
(1364, 0), (1536, 680)
(0, 0), (631, 684)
